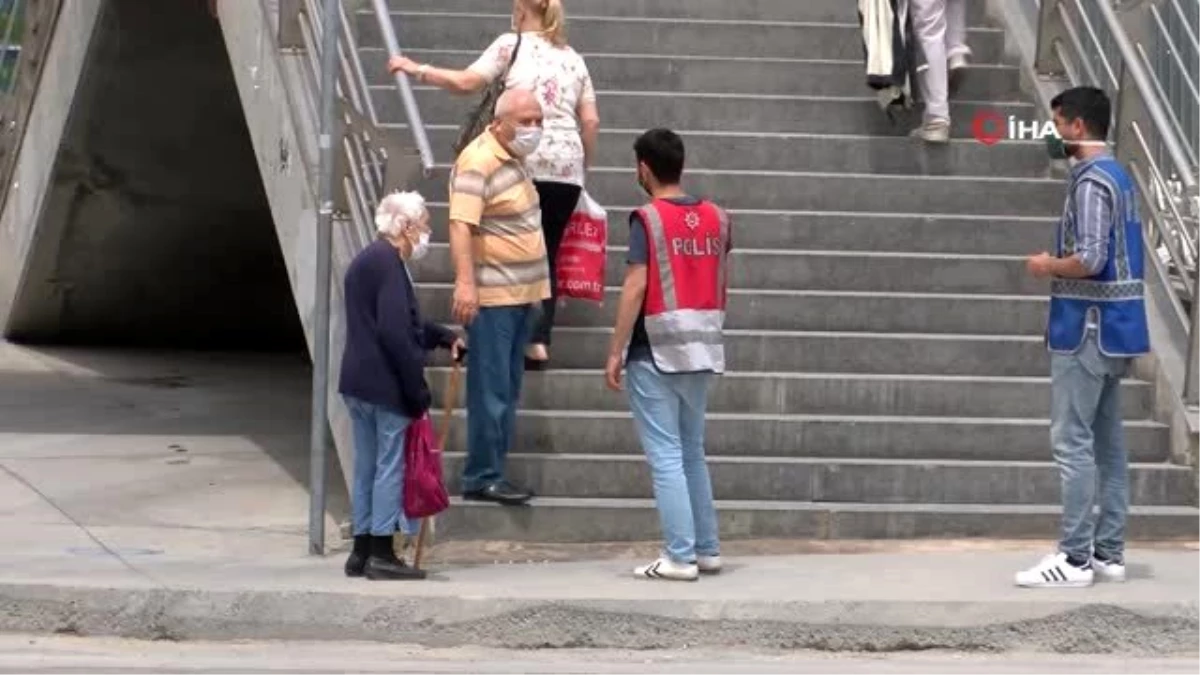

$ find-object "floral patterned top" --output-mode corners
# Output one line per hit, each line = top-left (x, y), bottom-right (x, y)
(468, 32), (596, 187)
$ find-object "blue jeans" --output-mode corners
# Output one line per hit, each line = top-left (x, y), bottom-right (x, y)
(462, 304), (535, 493)
(344, 396), (417, 537)
(1050, 333), (1131, 562)
(626, 360), (720, 563)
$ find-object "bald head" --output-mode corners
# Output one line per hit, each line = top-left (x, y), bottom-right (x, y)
(494, 88), (542, 122)
(490, 88), (544, 157)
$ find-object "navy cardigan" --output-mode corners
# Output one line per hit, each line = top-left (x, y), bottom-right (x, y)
(338, 239), (456, 418)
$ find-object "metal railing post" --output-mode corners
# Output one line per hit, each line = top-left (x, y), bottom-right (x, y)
(1114, 2), (1149, 160)
(308, 0), (340, 557)
(1035, 0), (1069, 76)
(279, 0), (304, 49)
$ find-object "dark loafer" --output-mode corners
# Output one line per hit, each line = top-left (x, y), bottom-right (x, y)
(463, 482), (533, 506)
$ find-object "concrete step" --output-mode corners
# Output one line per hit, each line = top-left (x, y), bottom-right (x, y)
(368, 49), (1026, 100)
(415, 168), (1064, 217)
(416, 285), (1049, 335)
(441, 455), (1195, 506)
(365, 13), (1009, 64)
(438, 498), (1200, 542)
(421, 206), (1055, 255)
(440, 410), (1171, 463)
(408, 126), (1051, 178)
(410, 246), (1048, 295)
(386, 0), (993, 25)
(427, 368), (1158, 419)
(431, 327), (1049, 376)
(384, 89), (1035, 137)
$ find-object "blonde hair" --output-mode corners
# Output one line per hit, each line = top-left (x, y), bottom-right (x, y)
(374, 190), (426, 238)
(520, 0), (566, 47)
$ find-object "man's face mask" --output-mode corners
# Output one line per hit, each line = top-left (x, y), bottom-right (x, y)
(1047, 116), (1107, 160)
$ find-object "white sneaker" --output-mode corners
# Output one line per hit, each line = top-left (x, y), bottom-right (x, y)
(635, 557), (699, 582)
(911, 118), (951, 144)
(1092, 556), (1127, 583)
(696, 555), (723, 575)
(1015, 552), (1095, 588)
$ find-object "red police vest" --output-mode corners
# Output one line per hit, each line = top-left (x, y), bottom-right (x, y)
(635, 198), (730, 374)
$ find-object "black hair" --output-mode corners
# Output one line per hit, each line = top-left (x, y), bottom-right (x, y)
(633, 128), (685, 185)
(1050, 86), (1112, 140)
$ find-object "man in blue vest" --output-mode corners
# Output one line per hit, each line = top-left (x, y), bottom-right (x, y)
(1016, 86), (1150, 589)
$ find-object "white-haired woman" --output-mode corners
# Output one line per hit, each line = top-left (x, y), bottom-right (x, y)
(389, 0), (600, 369)
(338, 191), (464, 581)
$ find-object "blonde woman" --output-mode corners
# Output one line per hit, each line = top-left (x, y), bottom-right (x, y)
(389, 0), (600, 368)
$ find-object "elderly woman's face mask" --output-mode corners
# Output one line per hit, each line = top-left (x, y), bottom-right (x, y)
(408, 229), (431, 261)
(397, 213), (431, 261)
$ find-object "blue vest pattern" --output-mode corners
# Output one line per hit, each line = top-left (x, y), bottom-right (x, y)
(1047, 157), (1150, 357)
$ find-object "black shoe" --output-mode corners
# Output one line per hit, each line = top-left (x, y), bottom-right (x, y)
(462, 481), (533, 506)
(364, 535), (425, 580)
(344, 534), (370, 578)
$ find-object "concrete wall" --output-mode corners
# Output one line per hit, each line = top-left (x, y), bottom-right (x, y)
(3, 0), (302, 350)
(0, 0), (100, 335)
(215, 0), (358, 492)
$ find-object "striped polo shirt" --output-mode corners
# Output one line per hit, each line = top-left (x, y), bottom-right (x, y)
(448, 130), (551, 307)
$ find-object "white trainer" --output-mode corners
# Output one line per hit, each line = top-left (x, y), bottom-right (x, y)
(1015, 552), (1095, 588)
(696, 555), (723, 575)
(1092, 556), (1127, 583)
(911, 118), (951, 144)
(635, 557), (699, 582)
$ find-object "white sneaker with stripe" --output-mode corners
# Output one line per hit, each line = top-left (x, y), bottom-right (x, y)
(1092, 556), (1127, 582)
(696, 555), (723, 574)
(634, 557), (699, 581)
(1014, 552), (1095, 588)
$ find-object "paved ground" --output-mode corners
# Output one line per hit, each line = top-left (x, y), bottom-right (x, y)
(0, 635), (1196, 674)
(0, 343), (1197, 655)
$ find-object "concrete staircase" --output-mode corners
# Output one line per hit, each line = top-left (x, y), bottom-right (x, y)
(357, 0), (1199, 541)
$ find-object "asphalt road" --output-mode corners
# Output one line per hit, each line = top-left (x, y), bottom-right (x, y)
(0, 635), (1195, 674)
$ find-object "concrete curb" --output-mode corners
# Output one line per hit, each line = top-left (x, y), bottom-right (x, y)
(1, 583), (1196, 654)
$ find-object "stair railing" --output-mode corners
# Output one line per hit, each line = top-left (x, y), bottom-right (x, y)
(1036, 0), (1200, 407)
(281, 0), (434, 247)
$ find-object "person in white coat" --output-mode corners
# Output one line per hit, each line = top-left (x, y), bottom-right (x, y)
(909, 0), (972, 143)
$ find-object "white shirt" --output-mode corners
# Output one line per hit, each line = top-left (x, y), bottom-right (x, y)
(468, 32), (596, 187)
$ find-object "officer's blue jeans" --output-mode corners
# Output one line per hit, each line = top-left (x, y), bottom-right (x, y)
(625, 360), (720, 563)
(1050, 333), (1131, 563)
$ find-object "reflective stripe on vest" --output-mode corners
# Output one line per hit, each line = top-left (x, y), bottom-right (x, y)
(640, 201), (728, 374)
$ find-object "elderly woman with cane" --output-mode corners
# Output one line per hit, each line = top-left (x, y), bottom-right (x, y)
(338, 190), (464, 581)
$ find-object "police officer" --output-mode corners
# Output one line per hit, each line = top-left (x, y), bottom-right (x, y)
(605, 128), (732, 582)
(1016, 87), (1149, 589)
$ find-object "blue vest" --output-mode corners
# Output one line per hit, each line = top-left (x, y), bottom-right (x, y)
(1047, 157), (1150, 357)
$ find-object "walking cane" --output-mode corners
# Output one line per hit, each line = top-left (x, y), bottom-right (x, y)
(412, 351), (463, 570)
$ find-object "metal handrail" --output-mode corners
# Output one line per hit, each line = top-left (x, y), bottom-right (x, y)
(1035, 0), (1199, 406)
(285, 0), (424, 248)
(368, 0), (434, 175)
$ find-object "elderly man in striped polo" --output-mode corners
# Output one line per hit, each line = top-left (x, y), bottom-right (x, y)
(448, 88), (549, 506)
